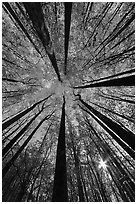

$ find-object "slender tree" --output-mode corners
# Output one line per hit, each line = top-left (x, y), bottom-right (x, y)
(90, 101), (134, 122)
(64, 3), (72, 75)
(97, 93), (135, 104)
(82, 68), (135, 84)
(3, 3), (43, 58)
(52, 96), (68, 201)
(78, 96), (135, 159)
(2, 94), (52, 131)
(2, 2), (135, 202)
(74, 74), (135, 89)
(3, 108), (43, 157)
(23, 3), (62, 82)
(3, 111), (54, 177)
(69, 128), (85, 201)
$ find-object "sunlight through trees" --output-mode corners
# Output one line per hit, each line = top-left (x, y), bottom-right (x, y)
(2, 2), (135, 202)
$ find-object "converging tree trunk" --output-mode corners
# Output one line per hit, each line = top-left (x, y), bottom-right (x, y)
(69, 129), (85, 201)
(78, 96), (135, 159)
(23, 3), (62, 82)
(64, 3), (72, 75)
(3, 108), (43, 157)
(52, 96), (68, 201)
(2, 94), (52, 131)
(74, 74), (135, 89)
(2, 2), (135, 202)
(3, 111), (54, 177)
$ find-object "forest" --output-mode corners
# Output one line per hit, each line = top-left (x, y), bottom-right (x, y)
(2, 2), (135, 202)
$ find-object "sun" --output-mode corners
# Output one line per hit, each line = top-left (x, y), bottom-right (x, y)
(98, 158), (107, 169)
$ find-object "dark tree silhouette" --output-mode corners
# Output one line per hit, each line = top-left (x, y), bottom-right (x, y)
(2, 95), (52, 130)
(3, 111), (54, 177)
(78, 97), (135, 159)
(64, 3), (72, 75)
(52, 96), (68, 201)
(2, 2), (135, 202)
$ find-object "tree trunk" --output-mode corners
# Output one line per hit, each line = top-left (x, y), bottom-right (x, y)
(3, 112), (53, 177)
(23, 3), (62, 82)
(98, 93), (135, 104)
(74, 74), (135, 89)
(91, 101), (134, 122)
(83, 68), (135, 84)
(2, 94), (51, 130)
(3, 108), (43, 157)
(3, 3), (43, 57)
(64, 3), (72, 74)
(52, 96), (68, 201)
(70, 133), (85, 201)
(79, 97), (135, 159)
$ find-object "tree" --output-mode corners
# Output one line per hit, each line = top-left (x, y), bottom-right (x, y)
(2, 2), (135, 202)
(52, 96), (68, 201)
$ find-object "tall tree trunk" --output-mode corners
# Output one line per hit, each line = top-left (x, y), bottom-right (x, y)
(23, 3), (62, 82)
(78, 96), (135, 159)
(86, 120), (134, 181)
(3, 3), (43, 57)
(84, 3), (113, 47)
(3, 112), (53, 177)
(70, 132), (85, 201)
(52, 96), (68, 201)
(3, 117), (28, 144)
(27, 158), (45, 201)
(2, 94), (51, 130)
(16, 168), (33, 202)
(83, 68), (135, 84)
(85, 118), (135, 201)
(3, 108), (44, 157)
(108, 168), (130, 201)
(94, 4), (134, 55)
(90, 101), (134, 122)
(74, 74), (135, 89)
(98, 93), (135, 104)
(64, 3), (72, 75)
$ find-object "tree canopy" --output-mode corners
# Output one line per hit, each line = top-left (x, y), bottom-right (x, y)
(2, 2), (135, 202)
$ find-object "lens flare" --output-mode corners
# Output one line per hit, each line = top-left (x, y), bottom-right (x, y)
(98, 158), (107, 169)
